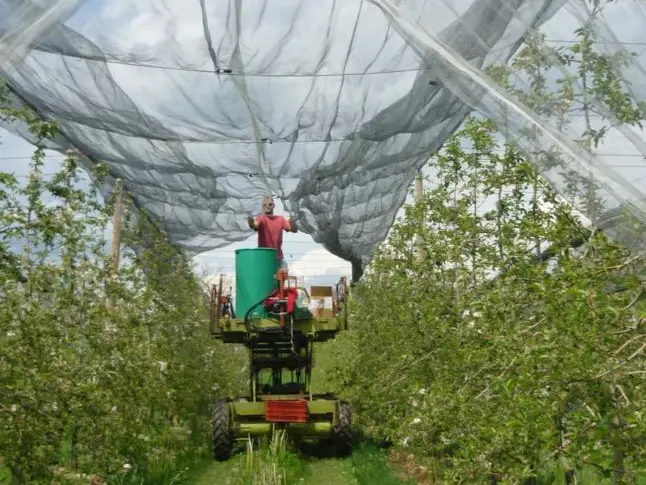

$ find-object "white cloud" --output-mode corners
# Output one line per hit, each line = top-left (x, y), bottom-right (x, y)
(288, 248), (352, 281)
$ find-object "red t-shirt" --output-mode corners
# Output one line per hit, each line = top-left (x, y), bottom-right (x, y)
(255, 214), (291, 260)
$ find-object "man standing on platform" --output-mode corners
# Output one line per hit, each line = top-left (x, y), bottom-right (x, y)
(247, 196), (297, 269)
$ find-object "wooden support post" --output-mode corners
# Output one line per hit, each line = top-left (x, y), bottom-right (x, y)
(415, 168), (426, 262)
(110, 179), (122, 280)
(107, 180), (122, 313)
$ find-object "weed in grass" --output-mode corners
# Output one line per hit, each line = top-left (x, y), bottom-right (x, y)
(232, 431), (305, 485)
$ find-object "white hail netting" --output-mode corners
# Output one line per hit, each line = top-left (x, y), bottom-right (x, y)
(1, 0), (645, 276)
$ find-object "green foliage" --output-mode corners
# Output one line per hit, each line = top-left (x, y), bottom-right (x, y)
(319, 17), (646, 484)
(351, 442), (414, 485)
(213, 434), (410, 485)
(0, 84), (245, 484)
(320, 116), (646, 483)
(489, 18), (644, 219)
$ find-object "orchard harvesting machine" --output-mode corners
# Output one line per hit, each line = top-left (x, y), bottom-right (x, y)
(208, 248), (352, 461)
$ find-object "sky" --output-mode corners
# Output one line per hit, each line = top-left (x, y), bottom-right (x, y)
(2, 0), (646, 289)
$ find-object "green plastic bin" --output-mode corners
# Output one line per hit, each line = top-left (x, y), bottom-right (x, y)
(235, 248), (279, 319)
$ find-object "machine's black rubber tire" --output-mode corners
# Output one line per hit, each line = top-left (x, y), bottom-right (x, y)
(212, 400), (233, 461)
(333, 400), (352, 457)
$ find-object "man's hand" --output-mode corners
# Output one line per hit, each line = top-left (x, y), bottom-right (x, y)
(288, 216), (297, 233)
(247, 215), (256, 230)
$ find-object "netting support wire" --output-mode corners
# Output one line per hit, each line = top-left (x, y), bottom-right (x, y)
(197, 0), (271, 197)
(223, 0), (272, 195)
(368, 0), (646, 217)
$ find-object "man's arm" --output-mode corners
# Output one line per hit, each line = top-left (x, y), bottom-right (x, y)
(248, 215), (258, 231)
